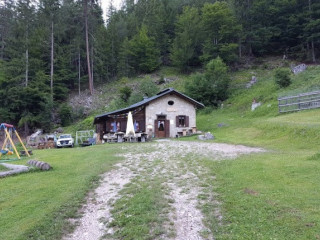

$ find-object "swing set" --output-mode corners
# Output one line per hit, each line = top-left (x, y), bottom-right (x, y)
(0, 123), (30, 161)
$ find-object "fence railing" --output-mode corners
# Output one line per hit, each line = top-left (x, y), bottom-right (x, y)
(278, 90), (320, 113)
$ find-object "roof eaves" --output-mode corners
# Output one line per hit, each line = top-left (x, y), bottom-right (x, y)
(94, 88), (204, 124)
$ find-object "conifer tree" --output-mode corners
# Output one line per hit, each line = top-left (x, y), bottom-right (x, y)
(170, 6), (202, 72)
(128, 25), (160, 73)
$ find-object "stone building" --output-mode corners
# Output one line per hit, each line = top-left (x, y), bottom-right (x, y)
(93, 88), (204, 140)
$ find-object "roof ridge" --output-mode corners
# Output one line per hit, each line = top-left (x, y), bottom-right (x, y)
(93, 88), (204, 124)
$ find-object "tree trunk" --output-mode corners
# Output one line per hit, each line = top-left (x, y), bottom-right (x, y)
(309, 0), (316, 62)
(50, 21), (54, 98)
(0, 37), (3, 60)
(238, 38), (242, 58)
(91, 46), (94, 82)
(84, 0), (94, 95)
(78, 52), (81, 96)
(24, 121), (29, 136)
(311, 40), (316, 63)
(249, 41), (253, 56)
(25, 48), (28, 87)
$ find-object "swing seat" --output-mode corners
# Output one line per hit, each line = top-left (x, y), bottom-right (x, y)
(1, 149), (8, 155)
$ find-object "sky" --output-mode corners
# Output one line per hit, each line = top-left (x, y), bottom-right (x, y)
(100, 0), (123, 20)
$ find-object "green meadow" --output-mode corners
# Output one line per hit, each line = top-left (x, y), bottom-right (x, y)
(0, 146), (122, 240)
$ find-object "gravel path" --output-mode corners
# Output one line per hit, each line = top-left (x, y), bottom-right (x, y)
(64, 140), (264, 240)
(63, 163), (134, 240)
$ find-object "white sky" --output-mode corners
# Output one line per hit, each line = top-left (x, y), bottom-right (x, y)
(100, 0), (123, 20)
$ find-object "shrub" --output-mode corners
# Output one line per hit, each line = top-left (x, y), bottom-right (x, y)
(119, 86), (132, 102)
(58, 103), (72, 127)
(185, 57), (230, 106)
(275, 69), (292, 88)
(139, 77), (159, 97)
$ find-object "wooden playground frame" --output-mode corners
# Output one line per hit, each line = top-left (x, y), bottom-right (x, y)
(0, 123), (30, 160)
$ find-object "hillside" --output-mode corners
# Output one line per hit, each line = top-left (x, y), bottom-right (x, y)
(1, 0), (319, 133)
(65, 58), (320, 135)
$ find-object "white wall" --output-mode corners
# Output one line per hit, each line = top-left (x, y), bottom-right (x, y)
(145, 94), (197, 137)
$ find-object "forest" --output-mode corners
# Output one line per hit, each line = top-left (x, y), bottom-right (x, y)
(0, 0), (319, 132)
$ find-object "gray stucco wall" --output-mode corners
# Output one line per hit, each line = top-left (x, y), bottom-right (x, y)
(145, 94), (197, 138)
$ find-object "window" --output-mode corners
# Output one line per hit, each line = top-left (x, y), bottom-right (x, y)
(176, 115), (189, 127)
(110, 122), (115, 132)
(179, 116), (185, 127)
(110, 121), (121, 132)
(168, 100), (174, 106)
(116, 122), (121, 131)
(134, 121), (140, 132)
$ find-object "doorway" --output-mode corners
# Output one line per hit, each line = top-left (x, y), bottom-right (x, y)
(155, 115), (169, 138)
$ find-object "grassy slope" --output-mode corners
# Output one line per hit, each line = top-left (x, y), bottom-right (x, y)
(0, 145), (122, 240)
(195, 64), (320, 239)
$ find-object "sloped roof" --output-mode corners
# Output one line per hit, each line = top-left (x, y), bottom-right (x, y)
(93, 88), (204, 124)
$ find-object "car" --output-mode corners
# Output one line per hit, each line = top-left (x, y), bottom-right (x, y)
(56, 134), (74, 148)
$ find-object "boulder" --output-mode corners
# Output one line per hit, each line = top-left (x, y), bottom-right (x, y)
(204, 132), (214, 140)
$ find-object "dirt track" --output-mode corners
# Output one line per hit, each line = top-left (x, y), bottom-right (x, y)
(63, 140), (264, 240)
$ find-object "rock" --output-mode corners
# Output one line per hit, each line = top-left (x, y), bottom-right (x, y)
(204, 132), (214, 140)
(246, 76), (258, 88)
(291, 64), (307, 75)
(217, 123), (228, 128)
(56, 127), (64, 133)
(251, 102), (261, 111)
(198, 135), (206, 140)
(198, 132), (214, 140)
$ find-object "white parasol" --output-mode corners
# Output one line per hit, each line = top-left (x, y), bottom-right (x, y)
(126, 111), (136, 136)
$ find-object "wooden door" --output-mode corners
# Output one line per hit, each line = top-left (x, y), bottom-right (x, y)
(155, 120), (169, 138)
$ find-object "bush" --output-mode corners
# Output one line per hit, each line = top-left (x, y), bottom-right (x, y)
(185, 57), (230, 106)
(58, 103), (72, 127)
(128, 93), (143, 105)
(275, 69), (292, 88)
(139, 77), (159, 97)
(119, 86), (132, 102)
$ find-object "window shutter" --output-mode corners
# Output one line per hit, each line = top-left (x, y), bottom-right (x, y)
(176, 116), (179, 127)
(165, 120), (170, 137)
(185, 116), (189, 127)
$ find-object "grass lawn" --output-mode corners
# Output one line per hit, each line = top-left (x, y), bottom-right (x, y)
(0, 144), (123, 240)
(2, 113), (320, 239)
(0, 164), (9, 172)
(195, 107), (320, 239)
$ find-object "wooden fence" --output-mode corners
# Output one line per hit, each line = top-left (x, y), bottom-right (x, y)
(278, 91), (320, 113)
